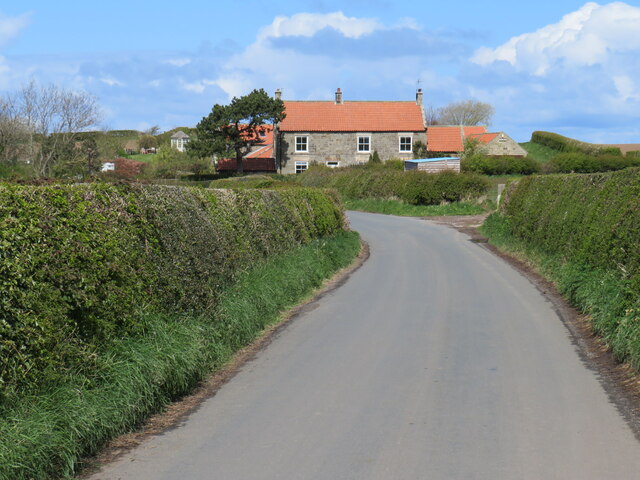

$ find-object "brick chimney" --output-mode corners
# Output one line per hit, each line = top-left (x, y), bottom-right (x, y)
(275, 89), (282, 100)
(416, 88), (423, 106)
(335, 88), (343, 105)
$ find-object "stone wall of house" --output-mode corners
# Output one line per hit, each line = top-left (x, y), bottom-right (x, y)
(279, 131), (421, 174)
(481, 133), (527, 157)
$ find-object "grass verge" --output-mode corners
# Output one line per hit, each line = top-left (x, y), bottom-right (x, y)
(343, 197), (485, 216)
(481, 214), (640, 370)
(0, 230), (361, 480)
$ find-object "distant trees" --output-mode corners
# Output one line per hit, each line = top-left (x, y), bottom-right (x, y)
(189, 88), (285, 173)
(436, 100), (494, 126)
(0, 81), (102, 177)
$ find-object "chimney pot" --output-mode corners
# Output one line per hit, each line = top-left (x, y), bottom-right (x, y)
(335, 88), (343, 105)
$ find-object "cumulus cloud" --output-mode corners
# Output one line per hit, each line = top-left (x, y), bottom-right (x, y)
(259, 12), (380, 40)
(472, 2), (640, 75)
(462, 2), (640, 142)
(212, 11), (470, 101)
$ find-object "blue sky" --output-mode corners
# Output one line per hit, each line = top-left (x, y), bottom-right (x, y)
(2, 1), (639, 143)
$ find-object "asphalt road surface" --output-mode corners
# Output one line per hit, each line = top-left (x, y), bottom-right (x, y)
(90, 212), (640, 480)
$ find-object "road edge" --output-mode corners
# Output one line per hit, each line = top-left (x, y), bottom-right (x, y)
(426, 216), (640, 444)
(77, 237), (370, 478)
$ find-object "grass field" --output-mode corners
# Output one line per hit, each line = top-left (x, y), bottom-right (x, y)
(519, 142), (558, 163)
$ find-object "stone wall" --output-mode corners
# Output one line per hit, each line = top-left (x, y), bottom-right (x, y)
(279, 131), (422, 174)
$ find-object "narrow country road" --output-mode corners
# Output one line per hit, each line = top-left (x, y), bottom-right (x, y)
(89, 212), (640, 480)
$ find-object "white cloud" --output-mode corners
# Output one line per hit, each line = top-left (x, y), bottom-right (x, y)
(0, 11), (31, 47)
(100, 77), (123, 87)
(181, 78), (218, 94)
(164, 58), (192, 67)
(472, 2), (640, 75)
(613, 75), (640, 101)
(258, 11), (380, 41)
(211, 11), (457, 102)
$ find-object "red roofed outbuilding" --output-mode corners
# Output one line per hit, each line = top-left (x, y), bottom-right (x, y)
(276, 88), (426, 174)
(216, 125), (277, 173)
(426, 126), (488, 154)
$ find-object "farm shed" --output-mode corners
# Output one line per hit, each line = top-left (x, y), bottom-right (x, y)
(404, 157), (460, 173)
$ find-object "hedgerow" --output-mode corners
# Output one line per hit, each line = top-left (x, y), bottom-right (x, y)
(0, 183), (345, 400)
(0, 230), (361, 480)
(295, 165), (489, 205)
(542, 152), (640, 173)
(461, 154), (540, 175)
(483, 168), (640, 369)
(530, 131), (622, 156)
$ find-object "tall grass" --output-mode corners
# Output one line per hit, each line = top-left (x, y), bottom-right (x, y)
(0, 231), (361, 480)
(343, 198), (485, 216)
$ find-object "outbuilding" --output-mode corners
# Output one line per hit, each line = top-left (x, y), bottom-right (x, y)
(404, 157), (460, 173)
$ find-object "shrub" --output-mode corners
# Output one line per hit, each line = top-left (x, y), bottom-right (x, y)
(488, 168), (640, 368)
(543, 152), (640, 173)
(0, 183), (345, 398)
(462, 154), (540, 175)
(296, 166), (489, 205)
(368, 150), (381, 164)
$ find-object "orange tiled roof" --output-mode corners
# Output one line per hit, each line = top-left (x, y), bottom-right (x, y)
(246, 145), (274, 159)
(279, 101), (425, 132)
(216, 158), (276, 172)
(467, 132), (498, 144)
(426, 126), (488, 152)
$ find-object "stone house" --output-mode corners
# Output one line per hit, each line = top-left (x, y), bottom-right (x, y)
(275, 89), (426, 174)
(170, 130), (190, 152)
(466, 132), (527, 157)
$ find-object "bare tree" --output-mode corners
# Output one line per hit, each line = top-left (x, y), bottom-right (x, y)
(437, 100), (494, 126)
(0, 98), (32, 164)
(4, 81), (102, 176)
(423, 104), (440, 126)
(145, 125), (161, 136)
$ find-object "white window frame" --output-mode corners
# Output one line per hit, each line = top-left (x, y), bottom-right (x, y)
(295, 135), (309, 153)
(399, 135), (412, 153)
(326, 161), (340, 168)
(357, 135), (371, 153)
(295, 161), (309, 174)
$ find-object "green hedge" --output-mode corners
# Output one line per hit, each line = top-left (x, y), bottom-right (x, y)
(543, 152), (640, 173)
(462, 154), (540, 175)
(296, 165), (489, 205)
(530, 131), (622, 156)
(0, 183), (345, 399)
(0, 230), (361, 480)
(486, 169), (640, 367)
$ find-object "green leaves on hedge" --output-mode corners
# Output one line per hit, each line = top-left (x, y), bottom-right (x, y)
(296, 166), (489, 205)
(492, 169), (640, 365)
(0, 183), (345, 398)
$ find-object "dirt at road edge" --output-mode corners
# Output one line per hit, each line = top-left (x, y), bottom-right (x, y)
(425, 213), (640, 444)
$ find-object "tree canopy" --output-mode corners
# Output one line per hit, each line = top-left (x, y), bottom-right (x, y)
(189, 88), (285, 173)
(437, 100), (494, 126)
